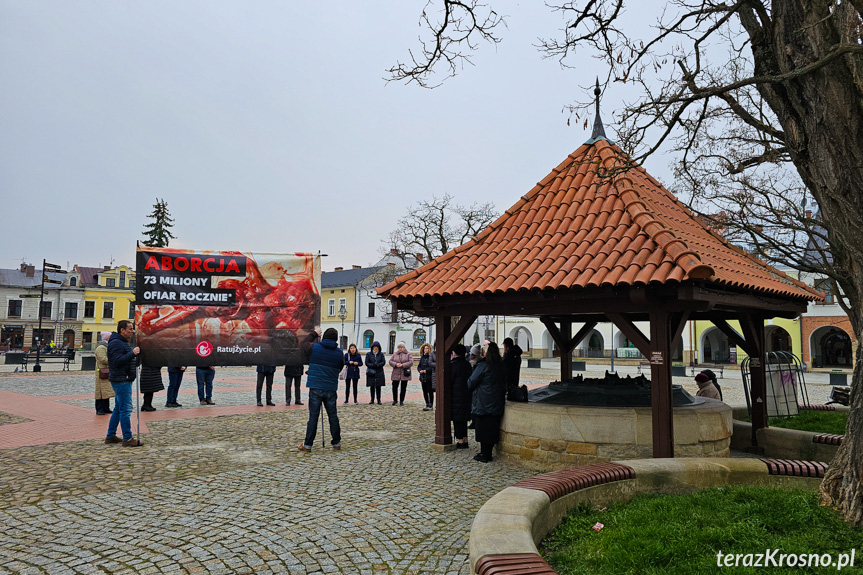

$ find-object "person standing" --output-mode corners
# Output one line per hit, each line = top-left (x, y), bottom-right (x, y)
(694, 372), (722, 400)
(196, 366), (216, 405)
(502, 337), (524, 396)
(298, 328), (343, 452)
(139, 365), (164, 411)
(450, 344), (473, 449)
(256, 365), (277, 406)
(468, 341), (506, 462)
(284, 362), (304, 406)
(389, 341), (413, 406)
(343, 344), (363, 405)
(418, 343), (435, 411)
(165, 366), (186, 408)
(365, 341), (386, 404)
(104, 320), (142, 447)
(94, 331), (114, 415)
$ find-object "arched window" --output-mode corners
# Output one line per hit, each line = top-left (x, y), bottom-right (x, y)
(69, 277), (77, 286)
(363, 330), (374, 349)
(413, 329), (427, 349)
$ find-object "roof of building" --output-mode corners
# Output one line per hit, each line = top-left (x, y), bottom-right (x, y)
(379, 138), (820, 302)
(0, 268), (66, 289)
(75, 266), (103, 287)
(321, 266), (387, 289)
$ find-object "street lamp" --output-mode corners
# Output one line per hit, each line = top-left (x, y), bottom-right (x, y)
(338, 304), (347, 349)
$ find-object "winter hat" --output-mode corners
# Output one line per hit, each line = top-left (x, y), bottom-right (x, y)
(322, 328), (339, 341)
(694, 373), (710, 383)
(398, 341), (407, 349)
(470, 344), (482, 357)
(100, 331), (111, 342)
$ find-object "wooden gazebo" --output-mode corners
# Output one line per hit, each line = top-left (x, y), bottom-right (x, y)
(378, 120), (820, 457)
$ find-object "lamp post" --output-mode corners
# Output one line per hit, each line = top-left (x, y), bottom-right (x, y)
(338, 304), (347, 349)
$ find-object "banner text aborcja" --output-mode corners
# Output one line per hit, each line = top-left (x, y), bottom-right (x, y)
(135, 248), (321, 367)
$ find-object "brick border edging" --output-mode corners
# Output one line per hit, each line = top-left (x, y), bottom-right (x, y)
(470, 457), (825, 575)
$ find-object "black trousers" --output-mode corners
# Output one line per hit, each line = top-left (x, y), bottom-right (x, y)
(369, 385), (381, 403)
(421, 379), (434, 406)
(285, 375), (302, 403)
(344, 378), (358, 401)
(392, 380), (407, 403)
(453, 420), (468, 440)
(257, 372), (274, 402)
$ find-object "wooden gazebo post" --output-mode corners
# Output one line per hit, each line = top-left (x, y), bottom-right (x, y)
(433, 314), (476, 448)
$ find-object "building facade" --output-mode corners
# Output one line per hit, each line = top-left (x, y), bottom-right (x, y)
(75, 264), (136, 350)
(0, 263), (85, 350)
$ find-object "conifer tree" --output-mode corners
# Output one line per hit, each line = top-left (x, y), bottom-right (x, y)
(142, 198), (176, 248)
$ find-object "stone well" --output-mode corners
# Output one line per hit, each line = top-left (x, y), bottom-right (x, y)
(499, 398), (732, 471)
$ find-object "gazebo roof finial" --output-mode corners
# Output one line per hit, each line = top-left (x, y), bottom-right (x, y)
(590, 77), (607, 142)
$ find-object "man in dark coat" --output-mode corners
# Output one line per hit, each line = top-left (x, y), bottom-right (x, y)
(298, 328), (344, 452)
(449, 344), (473, 449)
(105, 320), (142, 447)
(502, 337), (523, 395)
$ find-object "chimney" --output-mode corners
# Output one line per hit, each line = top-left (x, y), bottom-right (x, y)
(25, 265), (35, 278)
(352, 265), (361, 270)
(390, 248), (399, 255)
(387, 262), (396, 268)
(805, 210), (812, 219)
(103, 266), (111, 271)
(334, 267), (343, 272)
(415, 253), (424, 262)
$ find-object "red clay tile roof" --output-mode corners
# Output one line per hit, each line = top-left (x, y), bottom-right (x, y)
(378, 139), (820, 301)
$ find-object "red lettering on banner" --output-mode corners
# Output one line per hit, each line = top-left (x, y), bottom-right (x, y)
(225, 260), (240, 274)
(203, 258), (216, 272)
(174, 258), (189, 271)
(190, 258), (202, 272)
(161, 256), (173, 271)
(144, 256), (160, 270)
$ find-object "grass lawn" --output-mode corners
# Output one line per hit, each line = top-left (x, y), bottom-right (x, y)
(741, 410), (848, 435)
(542, 486), (863, 574)
(768, 410), (848, 435)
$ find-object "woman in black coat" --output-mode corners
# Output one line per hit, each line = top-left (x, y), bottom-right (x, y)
(139, 365), (165, 412)
(365, 341), (386, 405)
(449, 344), (473, 449)
(467, 342), (506, 462)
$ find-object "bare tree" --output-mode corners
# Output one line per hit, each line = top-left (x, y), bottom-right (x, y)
(368, 193), (498, 326)
(392, 1), (863, 524)
(383, 193), (498, 268)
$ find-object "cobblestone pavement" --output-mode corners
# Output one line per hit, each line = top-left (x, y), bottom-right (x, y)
(0, 369), (536, 575)
(0, 362), (841, 574)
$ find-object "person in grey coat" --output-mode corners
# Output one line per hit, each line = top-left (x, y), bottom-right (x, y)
(467, 341), (506, 462)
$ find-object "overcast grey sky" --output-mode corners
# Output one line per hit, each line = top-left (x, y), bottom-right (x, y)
(0, 1), (669, 272)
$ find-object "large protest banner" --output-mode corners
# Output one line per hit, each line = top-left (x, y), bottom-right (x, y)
(135, 248), (321, 367)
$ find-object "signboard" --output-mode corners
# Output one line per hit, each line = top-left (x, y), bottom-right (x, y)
(135, 248), (320, 367)
(650, 351), (664, 365)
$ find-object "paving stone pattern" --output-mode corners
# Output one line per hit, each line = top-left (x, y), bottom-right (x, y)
(0, 380), (535, 574)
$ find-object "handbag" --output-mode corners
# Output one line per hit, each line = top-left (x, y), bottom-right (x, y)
(338, 366), (347, 380)
(403, 366), (411, 378)
(98, 367), (109, 380)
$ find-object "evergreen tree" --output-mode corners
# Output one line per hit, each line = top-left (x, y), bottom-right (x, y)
(142, 198), (176, 248)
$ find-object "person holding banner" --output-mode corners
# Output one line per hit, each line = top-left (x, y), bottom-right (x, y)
(256, 364), (277, 406)
(196, 366), (216, 405)
(165, 366), (186, 408)
(104, 320), (143, 447)
(298, 328), (343, 452)
(284, 362), (304, 406)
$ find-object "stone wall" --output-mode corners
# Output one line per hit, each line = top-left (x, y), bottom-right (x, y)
(499, 399), (732, 471)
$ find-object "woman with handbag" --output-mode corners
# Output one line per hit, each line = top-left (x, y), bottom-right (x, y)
(343, 343), (363, 404)
(365, 341), (386, 404)
(94, 331), (114, 415)
(389, 341), (413, 406)
(417, 343), (435, 411)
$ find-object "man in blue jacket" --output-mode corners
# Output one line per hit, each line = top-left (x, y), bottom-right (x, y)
(298, 328), (343, 452)
(105, 320), (143, 447)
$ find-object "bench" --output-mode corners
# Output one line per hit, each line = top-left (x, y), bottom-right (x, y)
(20, 351), (75, 372)
(690, 364), (724, 378)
